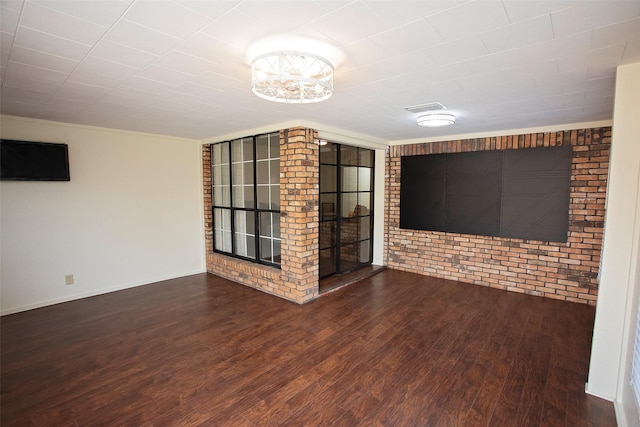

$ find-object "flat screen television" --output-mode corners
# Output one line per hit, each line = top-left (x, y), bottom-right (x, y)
(1, 139), (70, 181)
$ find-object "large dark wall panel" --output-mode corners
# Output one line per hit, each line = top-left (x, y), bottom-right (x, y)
(400, 154), (446, 231)
(400, 145), (572, 243)
(446, 151), (501, 236)
(500, 146), (572, 242)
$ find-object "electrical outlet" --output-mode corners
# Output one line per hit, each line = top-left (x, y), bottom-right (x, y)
(65, 274), (74, 285)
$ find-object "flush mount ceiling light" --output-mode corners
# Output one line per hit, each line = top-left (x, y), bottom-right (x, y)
(251, 51), (334, 103)
(416, 112), (456, 128)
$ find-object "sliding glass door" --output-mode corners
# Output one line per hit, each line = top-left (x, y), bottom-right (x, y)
(319, 142), (374, 278)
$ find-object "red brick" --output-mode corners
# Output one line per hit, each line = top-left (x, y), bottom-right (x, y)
(385, 127), (610, 306)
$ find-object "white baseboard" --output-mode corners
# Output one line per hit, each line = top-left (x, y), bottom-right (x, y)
(615, 400), (629, 427)
(0, 269), (206, 316)
(585, 382), (616, 401)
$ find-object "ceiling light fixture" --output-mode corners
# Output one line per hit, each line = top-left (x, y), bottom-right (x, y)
(416, 112), (456, 128)
(251, 51), (334, 104)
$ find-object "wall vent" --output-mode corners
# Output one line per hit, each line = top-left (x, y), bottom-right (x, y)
(404, 102), (446, 114)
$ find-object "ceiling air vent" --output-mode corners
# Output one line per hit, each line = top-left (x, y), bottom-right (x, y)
(404, 102), (446, 114)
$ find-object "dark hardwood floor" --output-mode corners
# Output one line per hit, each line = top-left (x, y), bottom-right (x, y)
(319, 264), (387, 294)
(1, 270), (615, 426)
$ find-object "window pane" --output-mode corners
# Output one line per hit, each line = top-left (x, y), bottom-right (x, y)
(269, 132), (280, 158)
(259, 212), (271, 238)
(321, 165), (337, 192)
(212, 142), (229, 166)
(342, 166), (358, 192)
(272, 213), (281, 238)
(257, 186), (269, 209)
(257, 160), (269, 184)
(232, 187), (244, 208)
(231, 138), (242, 161)
(232, 138), (253, 162)
(270, 185), (280, 210)
(358, 192), (371, 212)
(214, 185), (230, 207)
(214, 208), (231, 231)
(321, 194), (336, 221)
(359, 216), (371, 240)
(340, 243), (358, 271)
(232, 155), (253, 208)
(256, 134), (269, 159)
(216, 231), (232, 253)
(359, 240), (371, 263)
(232, 162), (253, 186)
(270, 159), (279, 183)
(260, 212), (279, 238)
(260, 237), (272, 261)
(320, 142), (337, 164)
(342, 193), (357, 218)
(273, 240), (281, 265)
(235, 235), (248, 258)
(320, 248), (336, 276)
(243, 186), (255, 209)
(235, 210), (253, 233)
(232, 180), (253, 208)
(244, 138), (254, 160)
(358, 167), (371, 191)
(214, 208), (231, 252)
(247, 212), (256, 235)
(260, 236), (280, 264)
(213, 163), (230, 186)
(320, 221), (336, 249)
(341, 145), (358, 166)
(212, 143), (230, 212)
(360, 149), (374, 167)
(340, 218), (358, 244)
(235, 211), (255, 259)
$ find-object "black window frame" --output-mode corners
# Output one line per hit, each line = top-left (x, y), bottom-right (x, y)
(319, 142), (375, 278)
(210, 131), (281, 268)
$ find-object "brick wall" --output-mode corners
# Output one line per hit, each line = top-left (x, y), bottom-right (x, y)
(203, 127), (319, 304)
(385, 127), (611, 305)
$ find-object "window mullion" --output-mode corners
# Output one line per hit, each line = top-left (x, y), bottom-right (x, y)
(229, 141), (236, 256)
(253, 136), (260, 262)
(336, 145), (342, 273)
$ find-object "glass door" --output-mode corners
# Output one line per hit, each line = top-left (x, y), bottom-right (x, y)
(319, 142), (374, 278)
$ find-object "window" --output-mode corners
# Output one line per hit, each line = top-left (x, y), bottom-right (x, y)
(319, 142), (374, 278)
(211, 132), (281, 267)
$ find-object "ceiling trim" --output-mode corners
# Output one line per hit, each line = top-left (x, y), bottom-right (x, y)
(0, 115), (201, 143)
(389, 120), (614, 146)
(2, 115), (614, 152)
(315, 126), (388, 150)
(201, 120), (389, 149)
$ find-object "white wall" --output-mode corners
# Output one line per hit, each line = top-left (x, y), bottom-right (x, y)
(587, 62), (640, 426)
(0, 116), (205, 315)
(373, 148), (386, 265)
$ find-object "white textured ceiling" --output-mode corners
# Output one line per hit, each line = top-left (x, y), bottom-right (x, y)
(1, 0), (639, 143)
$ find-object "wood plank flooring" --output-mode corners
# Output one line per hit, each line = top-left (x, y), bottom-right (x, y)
(319, 264), (387, 294)
(1, 269), (615, 426)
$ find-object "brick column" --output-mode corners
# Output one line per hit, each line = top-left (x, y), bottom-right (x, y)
(202, 145), (213, 257)
(279, 127), (320, 303)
